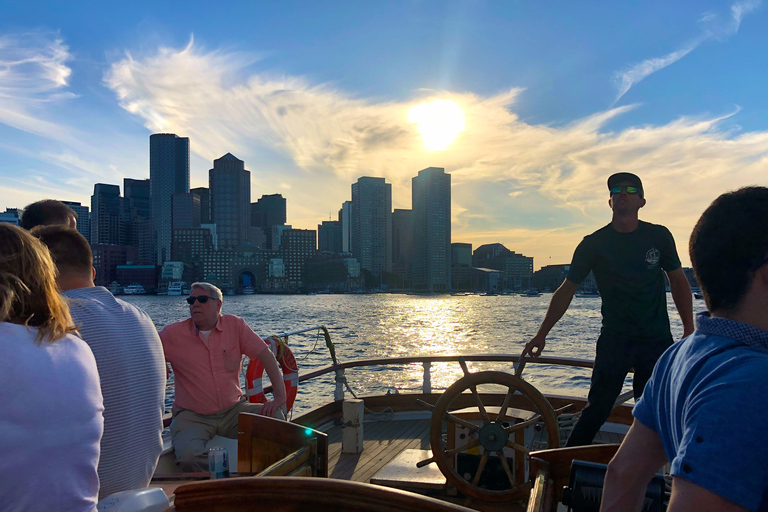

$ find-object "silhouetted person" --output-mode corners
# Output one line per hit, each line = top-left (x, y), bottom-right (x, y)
(521, 172), (694, 446)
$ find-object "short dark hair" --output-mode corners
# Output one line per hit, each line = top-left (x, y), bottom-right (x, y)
(31, 225), (93, 277)
(20, 200), (77, 230)
(690, 187), (768, 312)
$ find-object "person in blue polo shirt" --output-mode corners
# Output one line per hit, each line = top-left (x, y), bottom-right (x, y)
(602, 186), (768, 511)
(521, 172), (694, 446)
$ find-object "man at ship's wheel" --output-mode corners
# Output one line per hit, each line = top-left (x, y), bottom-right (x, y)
(521, 172), (694, 446)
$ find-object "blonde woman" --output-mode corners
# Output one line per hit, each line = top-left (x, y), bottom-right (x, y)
(0, 224), (103, 512)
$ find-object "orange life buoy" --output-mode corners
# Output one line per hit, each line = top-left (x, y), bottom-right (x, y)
(246, 336), (298, 412)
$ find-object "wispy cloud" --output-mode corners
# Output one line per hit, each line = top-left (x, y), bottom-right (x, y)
(0, 31), (78, 139)
(613, 0), (760, 104)
(104, 38), (768, 266)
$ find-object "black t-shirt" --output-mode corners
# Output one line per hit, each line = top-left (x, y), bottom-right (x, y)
(567, 221), (681, 340)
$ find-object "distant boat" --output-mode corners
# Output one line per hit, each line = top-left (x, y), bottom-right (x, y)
(123, 284), (146, 295)
(242, 286), (255, 295)
(575, 290), (600, 298)
(694, 292), (704, 300)
(520, 290), (541, 297)
(167, 281), (184, 296)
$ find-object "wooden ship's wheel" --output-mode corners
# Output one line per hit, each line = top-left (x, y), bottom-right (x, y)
(422, 365), (560, 503)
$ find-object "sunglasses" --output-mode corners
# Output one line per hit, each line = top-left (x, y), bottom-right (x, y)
(610, 185), (639, 195)
(186, 295), (217, 305)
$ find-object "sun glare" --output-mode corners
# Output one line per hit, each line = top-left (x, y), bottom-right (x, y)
(408, 99), (465, 151)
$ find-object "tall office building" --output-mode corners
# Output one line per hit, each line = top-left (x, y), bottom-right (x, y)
(123, 178), (152, 264)
(210, 153), (250, 250)
(172, 193), (201, 230)
(318, 220), (343, 253)
(150, 133), (189, 264)
(392, 209), (413, 274)
(340, 201), (352, 253)
(90, 183), (123, 246)
(62, 201), (91, 243)
(412, 167), (451, 291)
(190, 187), (210, 224)
(251, 194), (286, 249)
(351, 177), (392, 276)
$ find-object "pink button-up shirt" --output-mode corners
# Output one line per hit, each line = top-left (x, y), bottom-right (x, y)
(160, 315), (268, 415)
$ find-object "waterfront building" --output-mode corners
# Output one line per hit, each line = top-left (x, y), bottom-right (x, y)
(304, 253), (362, 293)
(91, 183), (124, 246)
(93, 244), (138, 288)
(210, 153), (250, 250)
(280, 228), (317, 290)
(472, 243), (533, 290)
(150, 133), (190, 264)
(451, 243), (473, 291)
(318, 220), (343, 253)
(532, 264), (570, 292)
(351, 177), (392, 277)
(62, 201), (91, 243)
(116, 265), (158, 291)
(251, 193), (287, 250)
(412, 167), (451, 292)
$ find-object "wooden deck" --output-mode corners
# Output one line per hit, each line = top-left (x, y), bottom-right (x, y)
(321, 414), (624, 484)
(325, 417), (432, 482)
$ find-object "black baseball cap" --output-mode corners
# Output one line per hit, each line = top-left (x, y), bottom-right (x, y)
(607, 172), (643, 197)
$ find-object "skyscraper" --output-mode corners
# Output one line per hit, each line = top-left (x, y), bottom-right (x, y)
(251, 193), (286, 249)
(210, 153), (250, 250)
(340, 200), (352, 253)
(150, 133), (190, 264)
(91, 183), (123, 246)
(392, 209), (413, 275)
(351, 177), (392, 276)
(190, 187), (210, 224)
(318, 220), (343, 253)
(412, 167), (451, 291)
(123, 178), (152, 264)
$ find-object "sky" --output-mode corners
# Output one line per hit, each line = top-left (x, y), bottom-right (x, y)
(1, 0), (767, 270)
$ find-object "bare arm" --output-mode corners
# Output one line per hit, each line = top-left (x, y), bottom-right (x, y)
(667, 267), (694, 337)
(601, 420), (668, 512)
(667, 477), (749, 512)
(520, 278), (579, 357)
(256, 347), (287, 418)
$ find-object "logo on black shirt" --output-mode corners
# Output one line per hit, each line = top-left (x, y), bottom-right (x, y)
(645, 248), (660, 268)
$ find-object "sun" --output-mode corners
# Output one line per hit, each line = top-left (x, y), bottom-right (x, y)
(408, 99), (465, 151)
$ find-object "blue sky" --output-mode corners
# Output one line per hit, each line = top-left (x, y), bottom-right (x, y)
(1, 1), (766, 268)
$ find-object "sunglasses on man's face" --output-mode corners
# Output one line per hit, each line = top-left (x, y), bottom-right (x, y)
(610, 185), (639, 196)
(186, 295), (217, 305)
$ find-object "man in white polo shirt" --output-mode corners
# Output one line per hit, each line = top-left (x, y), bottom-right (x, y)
(33, 225), (166, 499)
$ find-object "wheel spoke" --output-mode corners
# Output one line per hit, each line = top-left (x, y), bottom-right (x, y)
(444, 437), (481, 458)
(496, 388), (514, 423)
(496, 450), (516, 488)
(506, 415), (541, 434)
(471, 452), (489, 485)
(506, 439), (530, 455)
(444, 412), (480, 433)
(469, 386), (491, 423)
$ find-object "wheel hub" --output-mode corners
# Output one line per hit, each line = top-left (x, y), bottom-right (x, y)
(478, 422), (507, 452)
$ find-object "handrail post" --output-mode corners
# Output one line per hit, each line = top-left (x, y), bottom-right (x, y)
(423, 361), (432, 394)
(334, 369), (345, 401)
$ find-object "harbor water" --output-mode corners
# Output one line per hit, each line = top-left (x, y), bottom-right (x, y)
(122, 293), (695, 417)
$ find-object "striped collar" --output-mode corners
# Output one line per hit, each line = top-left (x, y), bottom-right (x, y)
(696, 311), (768, 349)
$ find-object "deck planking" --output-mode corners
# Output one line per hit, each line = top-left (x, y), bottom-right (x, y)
(325, 418), (431, 482)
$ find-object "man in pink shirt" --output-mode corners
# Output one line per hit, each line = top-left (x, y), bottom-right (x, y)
(160, 282), (287, 471)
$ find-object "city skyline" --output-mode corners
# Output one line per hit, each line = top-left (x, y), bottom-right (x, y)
(1, 1), (767, 269)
